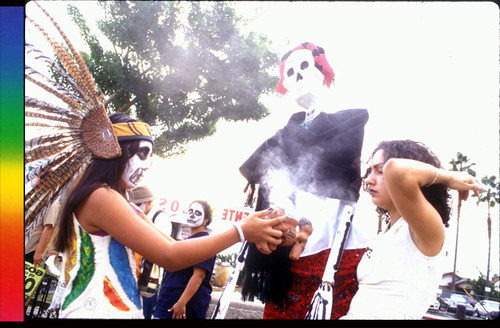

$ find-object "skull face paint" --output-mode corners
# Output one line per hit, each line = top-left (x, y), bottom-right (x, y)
(282, 49), (325, 108)
(120, 140), (153, 189)
(186, 202), (205, 228)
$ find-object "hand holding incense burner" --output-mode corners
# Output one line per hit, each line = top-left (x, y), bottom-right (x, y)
(266, 208), (313, 259)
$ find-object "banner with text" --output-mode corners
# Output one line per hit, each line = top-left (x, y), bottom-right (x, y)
(156, 197), (254, 237)
(24, 261), (47, 306)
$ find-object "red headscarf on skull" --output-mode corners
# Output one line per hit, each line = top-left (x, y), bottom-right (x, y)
(276, 42), (334, 96)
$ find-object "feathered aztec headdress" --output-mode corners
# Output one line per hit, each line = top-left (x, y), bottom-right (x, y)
(276, 42), (335, 96)
(24, 2), (152, 243)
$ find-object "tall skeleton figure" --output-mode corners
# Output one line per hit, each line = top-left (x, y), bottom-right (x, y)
(240, 42), (369, 319)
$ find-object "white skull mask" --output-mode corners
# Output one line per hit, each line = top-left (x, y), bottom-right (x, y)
(187, 202), (205, 228)
(282, 49), (325, 109)
(120, 140), (153, 189)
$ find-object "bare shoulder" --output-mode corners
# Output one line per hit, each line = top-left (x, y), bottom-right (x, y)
(89, 186), (120, 198)
(78, 186), (129, 232)
(86, 187), (125, 207)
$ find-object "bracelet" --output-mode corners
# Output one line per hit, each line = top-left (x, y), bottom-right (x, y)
(426, 170), (439, 187)
(233, 222), (245, 243)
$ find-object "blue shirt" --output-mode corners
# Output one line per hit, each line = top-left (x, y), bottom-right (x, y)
(153, 231), (216, 319)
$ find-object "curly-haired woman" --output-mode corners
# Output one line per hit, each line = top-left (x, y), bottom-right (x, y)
(341, 140), (481, 319)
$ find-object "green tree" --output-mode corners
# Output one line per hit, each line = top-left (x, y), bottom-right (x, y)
(68, 1), (279, 157)
(449, 152), (476, 291)
(468, 273), (499, 300)
(474, 175), (500, 299)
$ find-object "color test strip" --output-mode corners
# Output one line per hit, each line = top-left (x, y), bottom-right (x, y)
(0, 6), (25, 322)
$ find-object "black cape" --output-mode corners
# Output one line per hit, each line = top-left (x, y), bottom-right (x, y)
(239, 108), (369, 305)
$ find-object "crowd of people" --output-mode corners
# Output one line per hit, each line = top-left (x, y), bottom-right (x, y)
(25, 35), (482, 320)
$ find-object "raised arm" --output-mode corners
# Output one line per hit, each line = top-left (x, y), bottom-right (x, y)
(383, 158), (481, 256)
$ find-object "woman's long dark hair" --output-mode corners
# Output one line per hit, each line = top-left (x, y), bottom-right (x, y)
(55, 113), (142, 252)
(363, 140), (452, 227)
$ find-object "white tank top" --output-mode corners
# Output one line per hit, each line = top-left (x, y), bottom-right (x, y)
(59, 214), (143, 319)
(342, 218), (444, 319)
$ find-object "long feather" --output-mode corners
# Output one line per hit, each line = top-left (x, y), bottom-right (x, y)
(25, 157), (52, 183)
(25, 112), (78, 129)
(25, 151), (85, 213)
(24, 2), (120, 243)
(26, 16), (92, 103)
(25, 149), (87, 208)
(25, 73), (84, 112)
(25, 121), (79, 131)
(25, 137), (79, 163)
(25, 115), (81, 131)
(25, 154), (90, 238)
(31, 2), (98, 105)
(25, 62), (87, 112)
(25, 134), (77, 153)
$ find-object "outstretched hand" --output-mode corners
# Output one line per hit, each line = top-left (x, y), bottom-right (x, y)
(240, 209), (284, 254)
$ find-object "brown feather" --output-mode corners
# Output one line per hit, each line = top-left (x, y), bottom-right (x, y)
(25, 96), (83, 118)
(25, 132), (81, 153)
(25, 153), (90, 229)
(25, 64), (87, 111)
(25, 47), (89, 105)
(24, 2), (121, 242)
(25, 74), (84, 111)
(25, 110), (81, 128)
(26, 16), (93, 104)
(34, 2), (98, 105)
(25, 136), (84, 164)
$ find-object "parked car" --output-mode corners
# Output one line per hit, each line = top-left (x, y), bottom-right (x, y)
(437, 296), (450, 311)
(474, 300), (500, 319)
(445, 294), (474, 316)
(428, 298), (440, 312)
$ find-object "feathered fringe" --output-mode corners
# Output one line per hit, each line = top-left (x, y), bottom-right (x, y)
(25, 61), (88, 113)
(24, 1), (120, 243)
(25, 155), (90, 245)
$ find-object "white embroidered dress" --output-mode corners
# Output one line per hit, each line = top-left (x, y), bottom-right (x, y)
(59, 214), (143, 318)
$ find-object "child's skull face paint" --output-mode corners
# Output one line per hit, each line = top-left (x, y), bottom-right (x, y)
(282, 49), (324, 107)
(187, 202), (205, 228)
(121, 140), (153, 189)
